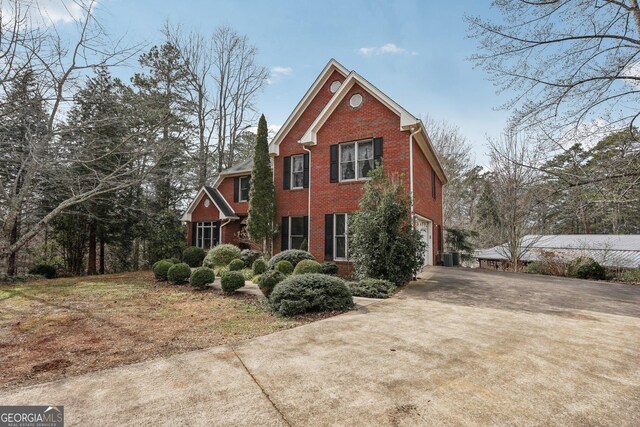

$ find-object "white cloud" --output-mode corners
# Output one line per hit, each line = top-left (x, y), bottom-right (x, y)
(271, 66), (293, 76)
(2, 0), (93, 27)
(358, 43), (413, 56)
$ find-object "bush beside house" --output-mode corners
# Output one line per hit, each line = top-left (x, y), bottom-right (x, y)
(347, 278), (396, 299)
(153, 259), (174, 280)
(182, 246), (206, 267)
(293, 259), (321, 275)
(203, 244), (242, 268)
(228, 259), (245, 271)
(267, 249), (315, 270)
(190, 267), (215, 290)
(269, 273), (353, 317)
(275, 260), (294, 275)
(221, 271), (245, 294)
(258, 270), (285, 297)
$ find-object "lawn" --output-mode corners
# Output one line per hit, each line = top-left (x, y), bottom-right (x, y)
(0, 271), (317, 390)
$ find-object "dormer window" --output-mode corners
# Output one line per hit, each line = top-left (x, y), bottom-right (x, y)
(239, 176), (250, 202)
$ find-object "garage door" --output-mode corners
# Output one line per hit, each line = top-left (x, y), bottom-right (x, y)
(416, 217), (433, 266)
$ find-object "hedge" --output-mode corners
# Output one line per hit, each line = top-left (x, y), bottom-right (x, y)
(269, 273), (353, 316)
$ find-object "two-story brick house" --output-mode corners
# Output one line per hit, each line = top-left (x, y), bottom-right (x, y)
(182, 59), (447, 272)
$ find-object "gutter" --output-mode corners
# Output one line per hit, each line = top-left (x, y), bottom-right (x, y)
(219, 218), (232, 244)
(409, 125), (421, 227)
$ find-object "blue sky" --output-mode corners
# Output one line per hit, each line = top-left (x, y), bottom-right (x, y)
(59, 0), (509, 164)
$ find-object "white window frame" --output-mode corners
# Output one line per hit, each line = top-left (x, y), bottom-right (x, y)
(333, 213), (348, 261)
(196, 221), (217, 249)
(289, 216), (306, 250)
(339, 139), (374, 182)
(239, 176), (250, 202)
(290, 154), (305, 189)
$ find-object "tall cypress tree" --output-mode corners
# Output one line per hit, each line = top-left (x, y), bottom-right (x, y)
(246, 114), (276, 256)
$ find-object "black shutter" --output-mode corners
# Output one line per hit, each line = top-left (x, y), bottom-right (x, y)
(330, 145), (339, 183)
(303, 216), (308, 240)
(283, 156), (291, 190)
(281, 217), (289, 251)
(324, 214), (333, 260)
(373, 137), (383, 166)
(303, 153), (310, 188)
(233, 177), (239, 202)
(191, 222), (197, 246)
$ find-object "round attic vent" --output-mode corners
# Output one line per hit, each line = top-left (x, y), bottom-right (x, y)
(204, 199), (210, 208)
(349, 93), (363, 108)
(330, 80), (341, 93)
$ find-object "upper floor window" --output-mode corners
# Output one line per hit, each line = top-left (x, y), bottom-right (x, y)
(340, 139), (373, 181)
(431, 170), (437, 199)
(239, 176), (250, 202)
(291, 154), (305, 189)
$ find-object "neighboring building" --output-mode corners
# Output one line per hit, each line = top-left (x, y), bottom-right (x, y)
(476, 234), (640, 270)
(182, 59), (447, 273)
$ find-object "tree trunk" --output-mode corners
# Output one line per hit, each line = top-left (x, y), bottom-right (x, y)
(99, 236), (105, 274)
(7, 219), (19, 276)
(132, 238), (140, 271)
(87, 220), (97, 275)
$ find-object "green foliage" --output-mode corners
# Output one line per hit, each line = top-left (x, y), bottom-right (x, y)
(275, 260), (294, 275)
(267, 250), (315, 269)
(182, 246), (206, 267)
(221, 271), (245, 294)
(240, 249), (262, 267)
(153, 259), (174, 280)
(203, 244), (241, 268)
(30, 243), (65, 271)
(252, 258), (267, 274)
(524, 262), (544, 275)
(246, 114), (277, 253)
(347, 278), (396, 299)
(293, 259), (322, 275)
(242, 269), (255, 280)
(27, 264), (57, 279)
(319, 262), (339, 276)
(251, 274), (262, 283)
(167, 262), (192, 284)
(622, 268), (640, 284)
(0, 274), (46, 283)
(257, 270), (286, 298)
(348, 166), (426, 285)
(269, 273), (354, 317)
(299, 239), (308, 251)
(445, 228), (477, 254)
(228, 259), (245, 271)
(189, 267), (215, 290)
(569, 257), (607, 280)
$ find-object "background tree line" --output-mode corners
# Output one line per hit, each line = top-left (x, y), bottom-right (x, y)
(0, 1), (268, 276)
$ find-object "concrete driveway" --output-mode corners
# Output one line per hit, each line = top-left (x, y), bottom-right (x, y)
(2, 268), (640, 426)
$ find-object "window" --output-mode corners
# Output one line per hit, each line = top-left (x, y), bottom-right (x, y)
(334, 213), (348, 260)
(339, 140), (374, 181)
(431, 170), (437, 199)
(196, 222), (217, 249)
(291, 155), (304, 189)
(239, 176), (250, 202)
(289, 216), (305, 249)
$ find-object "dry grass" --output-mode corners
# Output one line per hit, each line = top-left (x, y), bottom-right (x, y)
(0, 272), (323, 390)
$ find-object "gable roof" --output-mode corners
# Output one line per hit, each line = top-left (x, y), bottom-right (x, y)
(181, 186), (237, 221)
(211, 158), (253, 188)
(268, 59), (349, 156)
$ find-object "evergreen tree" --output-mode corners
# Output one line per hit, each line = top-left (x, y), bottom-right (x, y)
(246, 115), (276, 256)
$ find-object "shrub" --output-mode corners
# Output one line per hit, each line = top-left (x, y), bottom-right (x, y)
(167, 262), (192, 284)
(203, 244), (241, 268)
(189, 267), (215, 290)
(153, 259), (174, 280)
(221, 271), (245, 294)
(300, 238), (308, 251)
(242, 268), (255, 281)
(524, 261), (544, 275)
(293, 259), (321, 275)
(169, 257), (181, 264)
(28, 264), (57, 279)
(570, 257), (607, 280)
(348, 278), (396, 298)
(269, 273), (354, 317)
(275, 260), (294, 275)
(319, 261), (339, 276)
(251, 274), (262, 283)
(267, 249), (315, 269)
(228, 259), (245, 271)
(252, 258), (267, 274)
(622, 268), (640, 284)
(182, 246), (206, 267)
(257, 270), (285, 297)
(240, 249), (262, 267)
(214, 266), (229, 277)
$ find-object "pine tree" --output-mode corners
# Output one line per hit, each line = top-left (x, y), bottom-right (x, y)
(246, 115), (276, 256)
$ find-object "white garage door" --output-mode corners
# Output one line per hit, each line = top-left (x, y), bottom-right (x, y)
(416, 217), (433, 266)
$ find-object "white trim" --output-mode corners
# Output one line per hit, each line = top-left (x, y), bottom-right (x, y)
(180, 186), (238, 221)
(269, 59), (349, 156)
(414, 214), (433, 267)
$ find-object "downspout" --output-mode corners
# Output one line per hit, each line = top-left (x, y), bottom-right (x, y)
(409, 125), (421, 228)
(302, 144), (312, 249)
(219, 218), (232, 244)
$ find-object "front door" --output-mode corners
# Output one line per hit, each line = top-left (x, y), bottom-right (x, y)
(416, 218), (433, 266)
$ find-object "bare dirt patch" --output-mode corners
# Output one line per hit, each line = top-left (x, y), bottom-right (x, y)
(0, 272), (325, 390)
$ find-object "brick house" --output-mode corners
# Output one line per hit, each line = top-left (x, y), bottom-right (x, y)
(182, 59), (447, 273)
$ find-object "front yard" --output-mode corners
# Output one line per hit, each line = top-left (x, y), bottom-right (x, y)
(0, 271), (318, 390)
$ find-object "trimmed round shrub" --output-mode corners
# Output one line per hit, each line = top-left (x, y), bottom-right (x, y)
(203, 244), (242, 268)
(28, 264), (57, 279)
(293, 259), (322, 275)
(221, 271), (245, 294)
(251, 274), (262, 283)
(153, 259), (174, 280)
(275, 260), (294, 275)
(169, 257), (181, 264)
(257, 270), (285, 298)
(241, 249), (262, 267)
(348, 278), (396, 299)
(319, 261), (339, 276)
(267, 249), (315, 269)
(228, 259), (245, 271)
(252, 258), (267, 275)
(189, 267), (215, 290)
(269, 273), (354, 317)
(167, 262), (192, 284)
(182, 246), (206, 267)
(571, 257), (607, 280)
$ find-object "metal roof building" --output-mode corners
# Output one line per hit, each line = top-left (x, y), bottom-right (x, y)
(475, 235), (640, 269)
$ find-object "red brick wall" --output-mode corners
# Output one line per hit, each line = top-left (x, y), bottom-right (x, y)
(217, 176), (249, 215)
